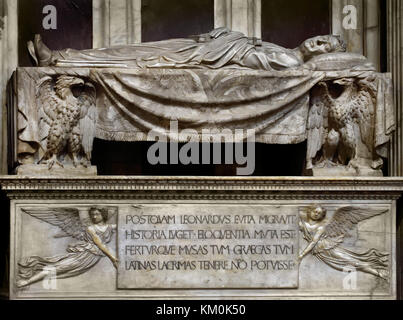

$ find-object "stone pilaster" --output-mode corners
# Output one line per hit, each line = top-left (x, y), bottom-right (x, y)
(387, 0), (403, 298)
(214, 0), (261, 38)
(93, 0), (141, 48)
(332, 0), (365, 54)
(0, 0), (18, 174)
(332, 0), (381, 70)
(363, 0), (381, 71)
(387, 0), (402, 176)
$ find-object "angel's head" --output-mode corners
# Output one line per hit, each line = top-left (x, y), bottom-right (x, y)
(308, 205), (327, 222)
(89, 207), (108, 224)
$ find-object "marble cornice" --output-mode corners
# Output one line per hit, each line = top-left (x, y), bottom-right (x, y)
(1, 176), (403, 200)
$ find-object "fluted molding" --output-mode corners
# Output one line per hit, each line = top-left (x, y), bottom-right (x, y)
(0, 0), (18, 174)
(363, 0), (381, 71)
(214, 0), (261, 38)
(332, 0), (381, 70)
(332, 0), (365, 54)
(93, 0), (141, 48)
(387, 0), (402, 176)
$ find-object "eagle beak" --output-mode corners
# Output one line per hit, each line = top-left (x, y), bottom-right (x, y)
(334, 78), (353, 86)
(72, 78), (85, 86)
(333, 79), (345, 85)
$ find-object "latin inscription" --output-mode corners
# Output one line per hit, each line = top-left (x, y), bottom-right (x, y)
(117, 205), (299, 288)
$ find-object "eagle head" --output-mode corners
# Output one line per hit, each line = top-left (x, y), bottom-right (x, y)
(333, 78), (355, 86)
(55, 75), (85, 99)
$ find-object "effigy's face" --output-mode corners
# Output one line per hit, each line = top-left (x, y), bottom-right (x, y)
(301, 35), (339, 58)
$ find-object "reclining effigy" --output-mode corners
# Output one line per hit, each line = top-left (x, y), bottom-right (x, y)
(2, 28), (400, 300)
(12, 28), (394, 176)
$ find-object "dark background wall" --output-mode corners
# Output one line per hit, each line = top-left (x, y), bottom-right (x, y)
(262, 0), (331, 48)
(18, 0), (93, 67)
(142, 0), (214, 42)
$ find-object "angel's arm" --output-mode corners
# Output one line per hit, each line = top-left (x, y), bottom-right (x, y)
(298, 225), (325, 261)
(87, 226), (118, 268)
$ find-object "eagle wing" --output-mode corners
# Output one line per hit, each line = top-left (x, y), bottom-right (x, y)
(21, 207), (89, 241)
(306, 83), (329, 168)
(78, 82), (97, 160)
(324, 206), (388, 239)
(36, 76), (64, 152)
(356, 79), (376, 155)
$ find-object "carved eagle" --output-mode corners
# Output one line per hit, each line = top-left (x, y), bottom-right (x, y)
(307, 77), (381, 171)
(36, 75), (97, 169)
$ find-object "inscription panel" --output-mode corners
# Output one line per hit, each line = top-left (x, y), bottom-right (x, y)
(118, 205), (299, 289)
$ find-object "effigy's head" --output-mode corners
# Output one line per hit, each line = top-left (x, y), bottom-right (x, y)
(309, 205), (327, 221)
(89, 207), (108, 224)
(300, 35), (346, 60)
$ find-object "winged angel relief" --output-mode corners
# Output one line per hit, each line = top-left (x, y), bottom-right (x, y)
(36, 75), (97, 169)
(298, 205), (389, 280)
(16, 207), (117, 288)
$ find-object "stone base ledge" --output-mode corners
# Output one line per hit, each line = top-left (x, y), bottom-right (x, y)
(1, 176), (399, 300)
(15, 164), (97, 177)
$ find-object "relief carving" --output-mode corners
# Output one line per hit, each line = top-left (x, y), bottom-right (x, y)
(307, 76), (388, 176)
(11, 28), (394, 176)
(16, 206), (117, 288)
(298, 205), (389, 280)
(0, 16), (4, 40)
(36, 75), (96, 169)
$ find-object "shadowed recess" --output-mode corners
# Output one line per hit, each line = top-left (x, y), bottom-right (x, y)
(142, 0), (214, 42)
(262, 0), (331, 49)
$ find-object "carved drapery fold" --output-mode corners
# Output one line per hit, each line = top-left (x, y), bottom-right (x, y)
(13, 65), (394, 177)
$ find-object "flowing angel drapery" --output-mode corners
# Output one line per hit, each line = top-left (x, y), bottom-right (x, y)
(299, 221), (389, 278)
(18, 224), (115, 281)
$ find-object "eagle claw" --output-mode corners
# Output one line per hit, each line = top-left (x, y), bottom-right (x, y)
(315, 159), (338, 169)
(39, 155), (64, 170)
(47, 159), (64, 170)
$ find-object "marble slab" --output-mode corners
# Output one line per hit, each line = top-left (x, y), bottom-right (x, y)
(0, 176), (399, 300)
(118, 204), (299, 289)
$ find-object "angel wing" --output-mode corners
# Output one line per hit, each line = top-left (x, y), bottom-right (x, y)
(104, 206), (118, 224)
(306, 83), (329, 169)
(324, 206), (388, 239)
(36, 76), (64, 152)
(21, 207), (89, 241)
(78, 82), (97, 161)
